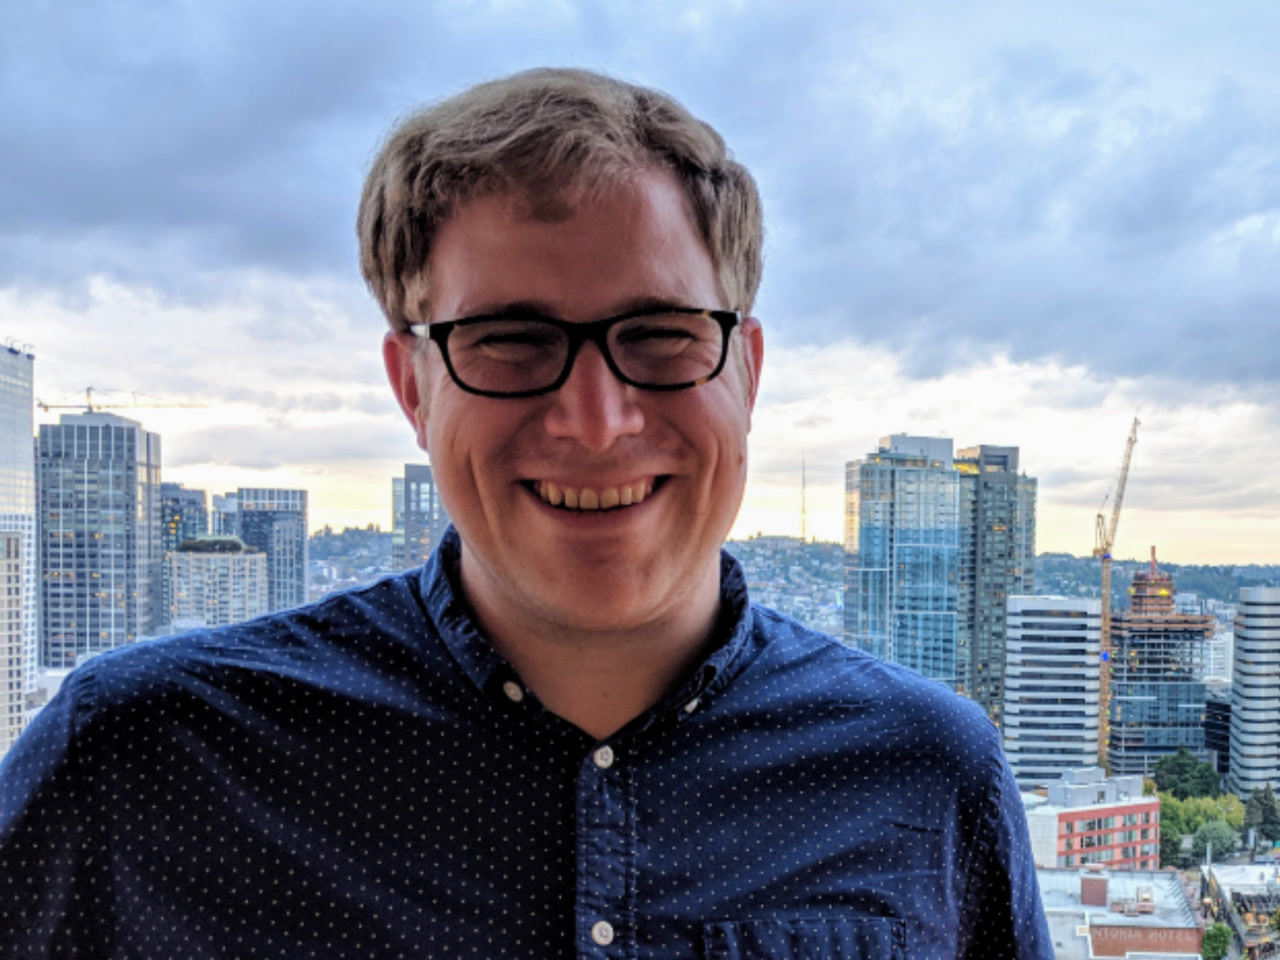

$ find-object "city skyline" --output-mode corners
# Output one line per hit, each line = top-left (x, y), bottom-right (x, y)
(2, 2), (1278, 564)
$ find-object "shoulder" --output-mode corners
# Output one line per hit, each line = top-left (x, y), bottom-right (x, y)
(62, 569), (434, 723)
(746, 604), (1003, 775)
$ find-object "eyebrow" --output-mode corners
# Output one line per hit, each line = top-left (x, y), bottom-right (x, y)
(457, 295), (700, 322)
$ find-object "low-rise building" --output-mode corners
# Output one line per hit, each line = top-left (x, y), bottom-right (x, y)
(1200, 862), (1280, 959)
(1024, 767), (1160, 871)
(1039, 866), (1202, 959)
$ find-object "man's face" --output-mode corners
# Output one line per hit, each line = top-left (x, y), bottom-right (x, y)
(384, 168), (762, 637)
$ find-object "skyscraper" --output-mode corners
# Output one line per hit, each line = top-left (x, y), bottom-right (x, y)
(391, 463), (450, 570)
(956, 445), (1037, 721)
(844, 436), (961, 687)
(211, 492), (239, 536)
(1002, 595), (1101, 789)
(161, 483), (209, 553)
(1228, 586), (1280, 799)
(1107, 555), (1214, 777)
(38, 412), (162, 668)
(167, 537), (268, 629)
(0, 533), (23, 758)
(236, 488), (307, 612)
(0, 343), (36, 697)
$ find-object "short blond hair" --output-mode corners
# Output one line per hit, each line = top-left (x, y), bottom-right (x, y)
(358, 68), (763, 330)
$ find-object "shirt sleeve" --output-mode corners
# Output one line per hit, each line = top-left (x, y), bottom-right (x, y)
(0, 670), (112, 956)
(959, 754), (1055, 959)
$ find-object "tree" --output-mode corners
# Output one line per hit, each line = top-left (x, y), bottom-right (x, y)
(1153, 745), (1222, 799)
(1201, 922), (1232, 960)
(1160, 829), (1184, 868)
(1246, 787), (1267, 837)
(1216, 793), (1246, 832)
(1261, 783), (1280, 843)
(1192, 819), (1238, 863)
(1271, 906), (1280, 933)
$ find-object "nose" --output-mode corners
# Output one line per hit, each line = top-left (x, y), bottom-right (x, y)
(543, 342), (645, 451)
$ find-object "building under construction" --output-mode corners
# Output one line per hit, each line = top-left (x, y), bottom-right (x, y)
(1107, 550), (1215, 777)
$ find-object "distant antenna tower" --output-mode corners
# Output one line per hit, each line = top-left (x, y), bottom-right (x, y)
(801, 454), (807, 543)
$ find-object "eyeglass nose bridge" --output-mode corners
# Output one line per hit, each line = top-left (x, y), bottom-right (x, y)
(549, 316), (634, 391)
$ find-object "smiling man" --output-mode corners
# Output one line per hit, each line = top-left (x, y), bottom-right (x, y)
(0, 69), (1051, 958)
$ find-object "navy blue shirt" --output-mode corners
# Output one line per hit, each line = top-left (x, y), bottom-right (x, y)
(0, 532), (1052, 958)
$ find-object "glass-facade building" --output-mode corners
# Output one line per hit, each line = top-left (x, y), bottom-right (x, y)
(38, 413), (163, 668)
(956, 445), (1037, 722)
(1, 533), (22, 757)
(844, 436), (961, 688)
(391, 464), (449, 570)
(236, 488), (307, 613)
(0, 344), (36, 697)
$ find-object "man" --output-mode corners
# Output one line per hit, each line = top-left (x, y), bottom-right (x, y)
(1, 69), (1052, 957)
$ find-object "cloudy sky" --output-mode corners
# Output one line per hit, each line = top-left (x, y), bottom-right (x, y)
(2, 0), (1277, 563)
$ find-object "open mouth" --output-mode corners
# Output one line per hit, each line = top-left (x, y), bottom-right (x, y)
(524, 477), (669, 512)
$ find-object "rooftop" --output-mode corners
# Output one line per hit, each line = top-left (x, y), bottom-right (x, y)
(1039, 868), (1200, 960)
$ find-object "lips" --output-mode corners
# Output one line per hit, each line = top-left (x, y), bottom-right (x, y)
(529, 478), (663, 511)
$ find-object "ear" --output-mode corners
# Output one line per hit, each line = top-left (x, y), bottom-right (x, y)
(383, 331), (430, 452)
(739, 316), (764, 427)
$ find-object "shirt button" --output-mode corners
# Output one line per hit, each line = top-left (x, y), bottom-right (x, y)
(591, 920), (615, 945)
(593, 745), (615, 769)
(502, 681), (524, 703)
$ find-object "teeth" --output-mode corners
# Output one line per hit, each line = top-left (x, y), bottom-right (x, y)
(534, 479), (657, 511)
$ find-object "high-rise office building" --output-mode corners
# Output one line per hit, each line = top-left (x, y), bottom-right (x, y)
(391, 464), (450, 570)
(236, 488), (307, 612)
(1002, 596), (1100, 789)
(845, 435), (1037, 700)
(161, 483), (208, 553)
(211, 492), (239, 536)
(1228, 587), (1280, 799)
(160, 483), (208, 617)
(1107, 556), (1214, 777)
(38, 413), (162, 668)
(956, 445), (1037, 721)
(167, 537), (268, 629)
(0, 343), (36, 697)
(0, 533), (23, 758)
(844, 436), (961, 687)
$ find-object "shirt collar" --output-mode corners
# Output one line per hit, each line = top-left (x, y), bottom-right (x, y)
(420, 526), (757, 721)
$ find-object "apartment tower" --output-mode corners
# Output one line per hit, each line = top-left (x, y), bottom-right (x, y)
(0, 343), (36, 697)
(167, 537), (268, 629)
(38, 413), (163, 668)
(1228, 587), (1280, 799)
(955, 445), (1037, 721)
(235, 488), (308, 612)
(391, 464), (450, 570)
(1002, 596), (1101, 789)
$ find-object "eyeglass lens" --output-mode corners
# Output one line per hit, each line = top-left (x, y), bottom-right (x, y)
(445, 312), (725, 394)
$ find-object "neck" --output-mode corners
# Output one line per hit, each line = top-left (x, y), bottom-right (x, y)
(459, 550), (723, 741)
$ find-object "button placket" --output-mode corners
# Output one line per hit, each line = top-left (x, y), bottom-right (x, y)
(575, 743), (633, 956)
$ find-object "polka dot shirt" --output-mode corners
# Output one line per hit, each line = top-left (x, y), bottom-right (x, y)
(0, 530), (1053, 958)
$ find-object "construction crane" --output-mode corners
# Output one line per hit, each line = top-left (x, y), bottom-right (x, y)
(36, 386), (206, 414)
(1094, 416), (1140, 765)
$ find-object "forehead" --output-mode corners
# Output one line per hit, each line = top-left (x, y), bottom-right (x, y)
(425, 168), (722, 322)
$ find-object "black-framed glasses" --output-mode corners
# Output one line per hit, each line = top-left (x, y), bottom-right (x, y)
(408, 307), (741, 399)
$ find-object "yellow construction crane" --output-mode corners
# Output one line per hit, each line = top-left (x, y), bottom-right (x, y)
(1094, 416), (1140, 765)
(36, 386), (206, 414)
